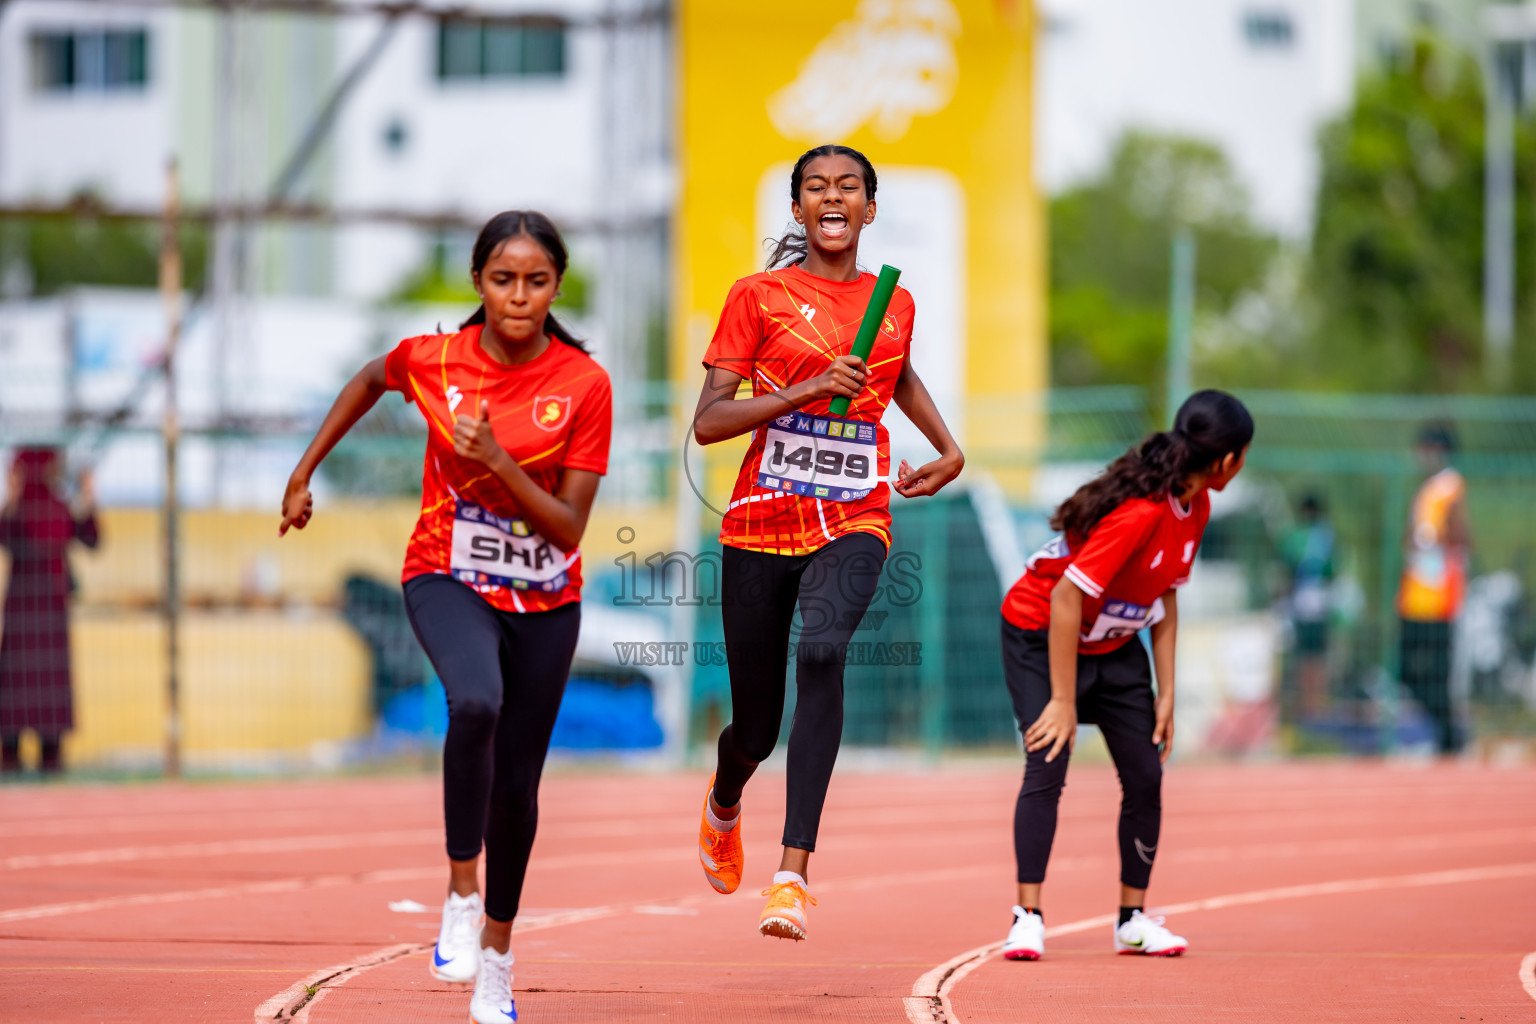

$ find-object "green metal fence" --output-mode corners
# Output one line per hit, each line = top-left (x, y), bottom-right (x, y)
(4, 387), (1534, 775)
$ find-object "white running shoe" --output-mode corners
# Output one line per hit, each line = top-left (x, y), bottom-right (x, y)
(469, 944), (517, 1023)
(1001, 906), (1044, 961)
(1113, 910), (1187, 956)
(429, 891), (482, 983)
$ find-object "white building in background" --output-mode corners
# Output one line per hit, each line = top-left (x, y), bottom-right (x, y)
(0, 0), (668, 355)
(1036, 0), (1355, 236)
(1036, 0), (1494, 236)
(0, 0), (668, 507)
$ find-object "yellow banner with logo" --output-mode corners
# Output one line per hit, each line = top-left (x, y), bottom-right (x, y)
(673, 0), (1043, 499)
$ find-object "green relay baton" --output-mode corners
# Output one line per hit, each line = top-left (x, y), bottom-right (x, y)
(828, 264), (901, 417)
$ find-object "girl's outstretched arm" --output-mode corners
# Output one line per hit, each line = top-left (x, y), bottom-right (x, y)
(1149, 588), (1179, 764)
(890, 358), (963, 497)
(280, 355), (388, 535)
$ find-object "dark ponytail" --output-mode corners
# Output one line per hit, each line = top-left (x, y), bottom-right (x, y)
(460, 209), (587, 352)
(1051, 389), (1254, 537)
(765, 144), (879, 270)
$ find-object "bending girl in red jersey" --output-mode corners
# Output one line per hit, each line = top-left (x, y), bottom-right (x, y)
(998, 390), (1252, 962)
(692, 144), (965, 940)
(280, 211), (611, 1023)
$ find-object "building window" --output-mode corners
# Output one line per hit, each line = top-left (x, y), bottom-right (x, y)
(437, 18), (566, 81)
(30, 28), (150, 92)
(1243, 11), (1294, 49)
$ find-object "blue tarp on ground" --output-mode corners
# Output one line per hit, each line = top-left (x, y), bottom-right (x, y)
(380, 675), (664, 751)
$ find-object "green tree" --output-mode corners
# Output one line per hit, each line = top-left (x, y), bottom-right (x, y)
(1307, 30), (1536, 393)
(1049, 132), (1276, 397)
(1, 195), (208, 296)
(389, 238), (591, 317)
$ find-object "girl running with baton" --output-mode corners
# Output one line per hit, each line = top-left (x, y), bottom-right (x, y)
(692, 144), (964, 940)
(281, 211), (611, 1023)
(998, 390), (1252, 961)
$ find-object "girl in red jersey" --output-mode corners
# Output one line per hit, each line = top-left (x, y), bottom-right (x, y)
(998, 390), (1252, 962)
(280, 211), (611, 1023)
(692, 144), (965, 940)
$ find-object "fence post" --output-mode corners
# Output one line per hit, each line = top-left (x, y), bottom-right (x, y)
(159, 159), (183, 779)
(917, 500), (949, 761)
(1165, 229), (1196, 420)
(1377, 471), (1408, 755)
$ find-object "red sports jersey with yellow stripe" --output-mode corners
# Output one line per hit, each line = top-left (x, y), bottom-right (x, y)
(384, 326), (612, 613)
(702, 264), (913, 555)
(1003, 492), (1211, 655)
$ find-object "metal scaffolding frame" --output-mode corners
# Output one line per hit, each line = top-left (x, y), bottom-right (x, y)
(0, 0), (673, 775)
(1482, 4), (1535, 382)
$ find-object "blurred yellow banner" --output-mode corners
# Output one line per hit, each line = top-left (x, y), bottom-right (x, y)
(674, 0), (1044, 476)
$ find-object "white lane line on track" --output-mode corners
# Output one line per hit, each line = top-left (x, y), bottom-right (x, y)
(14, 823), (1536, 925)
(0, 869), (441, 924)
(0, 847), (686, 924)
(0, 830), (442, 871)
(905, 861), (1536, 1024)
(253, 943), (422, 1023)
(253, 903), (630, 1023)
(249, 858), (1018, 1024)
(1521, 951), (1536, 1003)
(16, 818), (1531, 880)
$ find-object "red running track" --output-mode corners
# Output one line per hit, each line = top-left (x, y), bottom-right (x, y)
(1, 761), (1533, 1023)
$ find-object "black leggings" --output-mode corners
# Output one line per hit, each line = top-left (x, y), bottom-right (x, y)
(1400, 618), (1459, 754)
(712, 533), (887, 852)
(1002, 620), (1163, 890)
(404, 575), (581, 923)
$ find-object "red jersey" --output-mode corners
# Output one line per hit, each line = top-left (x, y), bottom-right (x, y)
(1002, 491), (1211, 654)
(702, 264), (914, 555)
(384, 326), (612, 613)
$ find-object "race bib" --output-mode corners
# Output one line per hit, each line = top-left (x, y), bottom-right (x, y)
(1407, 547), (1447, 587)
(449, 499), (570, 592)
(1292, 578), (1329, 621)
(1082, 597), (1167, 644)
(757, 411), (877, 502)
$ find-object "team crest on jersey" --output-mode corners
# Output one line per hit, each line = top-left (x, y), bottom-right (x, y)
(532, 395), (572, 431)
(881, 313), (900, 339)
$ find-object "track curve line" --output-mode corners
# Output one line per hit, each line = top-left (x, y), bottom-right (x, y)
(905, 860), (1536, 1024)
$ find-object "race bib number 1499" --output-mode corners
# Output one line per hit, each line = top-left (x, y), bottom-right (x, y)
(757, 412), (878, 502)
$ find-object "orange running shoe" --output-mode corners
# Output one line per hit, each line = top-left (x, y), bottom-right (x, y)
(698, 775), (743, 894)
(758, 879), (816, 941)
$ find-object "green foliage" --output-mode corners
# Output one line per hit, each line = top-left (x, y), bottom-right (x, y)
(1049, 132), (1276, 395)
(1, 200), (208, 296)
(389, 239), (592, 318)
(1306, 31), (1536, 393)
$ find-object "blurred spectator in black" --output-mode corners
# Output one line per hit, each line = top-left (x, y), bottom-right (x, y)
(1397, 424), (1470, 755)
(1280, 492), (1335, 721)
(0, 448), (99, 774)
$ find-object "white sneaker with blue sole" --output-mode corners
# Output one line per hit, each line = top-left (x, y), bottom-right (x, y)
(430, 891), (482, 983)
(470, 944), (517, 1023)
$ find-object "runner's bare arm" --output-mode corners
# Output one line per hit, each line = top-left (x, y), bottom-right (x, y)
(890, 358), (964, 497)
(691, 360), (868, 446)
(1448, 488), (1472, 554)
(1025, 577), (1084, 763)
(1149, 588), (1178, 764)
(453, 400), (601, 552)
(281, 355), (389, 535)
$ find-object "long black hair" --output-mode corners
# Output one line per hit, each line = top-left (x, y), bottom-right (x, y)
(765, 144), (878, 270)
(1052, 389), (1254, 538)
(461, 210), (586, 351)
